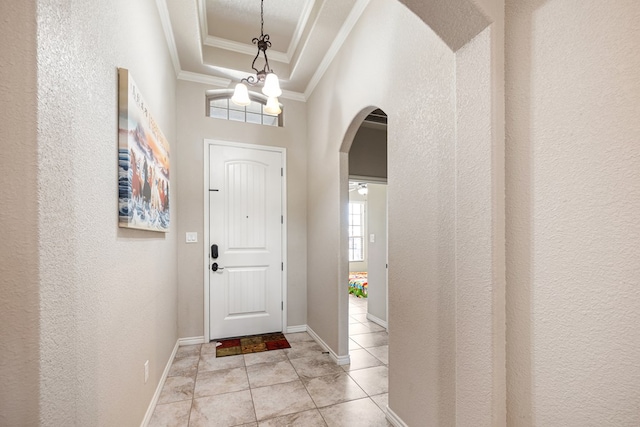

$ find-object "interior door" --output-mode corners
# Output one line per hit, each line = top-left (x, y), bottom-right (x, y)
(208, 143), (283, 340)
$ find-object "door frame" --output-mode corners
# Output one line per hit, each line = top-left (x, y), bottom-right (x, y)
(203, 139), (287, 342)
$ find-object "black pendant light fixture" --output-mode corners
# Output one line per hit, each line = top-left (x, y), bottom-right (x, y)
(231, 0), (282, 114)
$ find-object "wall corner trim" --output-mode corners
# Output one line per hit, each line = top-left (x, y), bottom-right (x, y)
(306, 326), (350, 366)
(140, 340), (180, 427)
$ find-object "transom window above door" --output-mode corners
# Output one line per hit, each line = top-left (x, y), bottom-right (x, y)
(206, 92), (283, 127)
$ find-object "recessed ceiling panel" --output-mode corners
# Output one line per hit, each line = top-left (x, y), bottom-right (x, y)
(206, 0), (309, 54)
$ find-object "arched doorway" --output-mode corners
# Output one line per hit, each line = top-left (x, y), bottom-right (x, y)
(340, 108), (389, 409)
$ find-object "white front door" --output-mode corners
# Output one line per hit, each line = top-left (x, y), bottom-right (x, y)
(208, 143), (284, 340)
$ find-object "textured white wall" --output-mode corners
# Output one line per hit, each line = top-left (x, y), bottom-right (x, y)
(455, 27), (507, 426)
(506, 1), (640, 425)
(306, 0), (504, 424)
(175, 80), (309, 338)
(0, 2), (40, 425)
(35, 0), (178, 424)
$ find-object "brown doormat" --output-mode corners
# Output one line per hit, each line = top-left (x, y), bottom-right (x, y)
(215, 332), (291, 357)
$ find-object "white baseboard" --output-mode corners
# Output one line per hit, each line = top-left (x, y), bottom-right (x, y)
(306, 326), (351, 366)
(140, 339), (179, 427)
(386, 406), (408, 427)
(178, 336), (206, 346)
(285, 325), (308, 333)
(366, 313), (388, 329)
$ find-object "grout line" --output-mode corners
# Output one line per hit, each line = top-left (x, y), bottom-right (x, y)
(186, 343), (202, 426)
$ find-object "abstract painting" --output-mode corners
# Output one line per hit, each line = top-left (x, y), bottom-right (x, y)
(117, 68), (170, 232)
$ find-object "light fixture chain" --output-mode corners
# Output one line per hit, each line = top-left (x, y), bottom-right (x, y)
(232, 0), (281, 114)
(260, 0), (264, 37)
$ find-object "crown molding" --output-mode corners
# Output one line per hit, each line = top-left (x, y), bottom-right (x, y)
(304, 0), (370, 99)
(281, 89), (307, 103)
(286, 0), (316, 62)
(178, 71), (231, 87)
(197, 0), (207, 43)
(155, 0), (181, 76)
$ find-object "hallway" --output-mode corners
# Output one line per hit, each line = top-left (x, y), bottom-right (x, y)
(149, 295), (389, 426)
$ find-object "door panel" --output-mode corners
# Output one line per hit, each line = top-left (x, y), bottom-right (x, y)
(209, 144), (283, 340)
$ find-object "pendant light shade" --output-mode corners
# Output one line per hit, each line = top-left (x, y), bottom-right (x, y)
(264, 96), (282, 115)
(230, 0), (282, 115)
(262, 73), (282, 97)
(231, 83), (251, 106)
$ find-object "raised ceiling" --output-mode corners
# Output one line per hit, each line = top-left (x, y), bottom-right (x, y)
(159, 0), (370, 100)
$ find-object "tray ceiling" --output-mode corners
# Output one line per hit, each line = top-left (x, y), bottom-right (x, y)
(159, 0), (370, 100)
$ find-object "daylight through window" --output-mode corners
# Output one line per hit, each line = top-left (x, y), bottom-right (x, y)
(348, 202), (365, 262)
(206, 95), (282, 127)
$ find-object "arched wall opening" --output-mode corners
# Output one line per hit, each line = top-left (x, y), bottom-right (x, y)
(305, 0), (505, 425)
(339, 108), (389, 373)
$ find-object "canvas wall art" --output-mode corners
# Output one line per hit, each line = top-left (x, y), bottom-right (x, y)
(118, 68), (170, 232)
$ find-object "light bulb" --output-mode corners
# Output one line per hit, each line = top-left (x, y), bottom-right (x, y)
(264, 96), (281, 115)
(231, 83), (251, 106)
(262, 73), (282, 97)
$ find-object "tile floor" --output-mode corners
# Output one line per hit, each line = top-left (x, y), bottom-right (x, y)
(149, 294), (389, 426)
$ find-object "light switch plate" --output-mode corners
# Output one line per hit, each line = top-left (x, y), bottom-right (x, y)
(186, 232), (198, 243)
(369, 234), (375, 243)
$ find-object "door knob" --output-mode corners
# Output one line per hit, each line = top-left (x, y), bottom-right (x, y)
(211, 263), (225, 272)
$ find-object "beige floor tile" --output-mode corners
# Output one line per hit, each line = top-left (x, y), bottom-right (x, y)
(302, 372), (367, 408)
(148, 400), (191, 427)
(189, 390), (256, 427)
(350, 332), (388, 349)
(349, 295), (367, 305)
(201, 341), (220, 354)
(168, 355), (199, 378)
(289, 354), (345, 379)
(348, 316), (361, 324)
(350, 313), (369, 323)
(251, 380), (316, 421)
(348, 366), (388, 396)
(194, 367), (249, 398)
(284, 341), (324, 360)
(370, 393), (389, 413)
(362, 321), (386, 332)
(157, 376), (195, 404)
(348, 339), (362, 351)
(348, 322), (375, 335)
(244, 349), (288, 366)
(349, 306), (367, 315)
(284, 332), (314, 343)
(246, 360), (299, 388)
(342, 349), (384, 372)
(199, 353), (245, 372)
(175, 344), (201, 360)
(365, 345), (388, 365)
(258, 409), (327, 426)
(319, 398), (389, 427)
